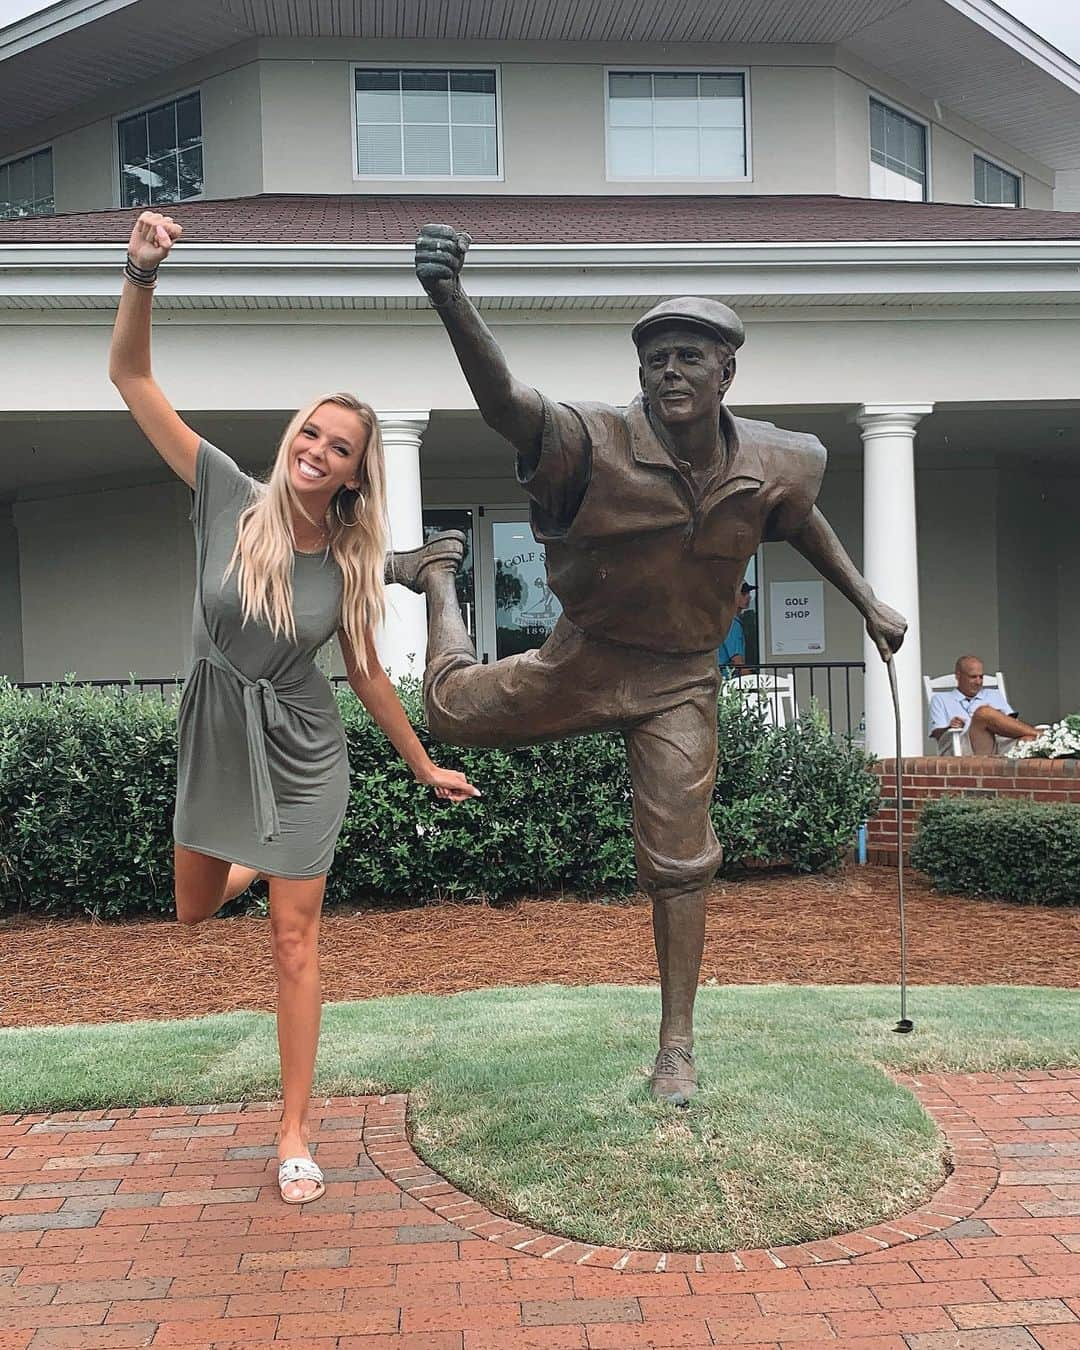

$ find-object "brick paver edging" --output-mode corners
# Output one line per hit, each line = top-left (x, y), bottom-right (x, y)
(363, 1072), (1000, 1271)
(2, 1069), (1079, 1348)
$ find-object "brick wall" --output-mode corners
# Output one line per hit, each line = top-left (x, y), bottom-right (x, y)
(868, 755), (1080, 864)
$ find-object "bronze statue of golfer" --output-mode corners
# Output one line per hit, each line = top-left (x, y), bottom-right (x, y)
(396, 224), (906, 1104)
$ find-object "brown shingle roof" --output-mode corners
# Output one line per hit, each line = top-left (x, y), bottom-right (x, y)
(1, 194), (1079, 244)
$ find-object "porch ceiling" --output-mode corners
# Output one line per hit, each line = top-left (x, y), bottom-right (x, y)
(749, 402), (1080, 470)
(0, 410), (279, 500)
(2, 402), (1076, 503)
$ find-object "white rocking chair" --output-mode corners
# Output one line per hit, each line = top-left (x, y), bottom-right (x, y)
(726, 671), (797, 728)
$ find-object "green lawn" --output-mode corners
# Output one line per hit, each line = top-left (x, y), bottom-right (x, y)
(2, 984), (1076, 1251)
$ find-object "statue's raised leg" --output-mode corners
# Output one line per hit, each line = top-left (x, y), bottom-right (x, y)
(387, 533), (616, 750)
(385, 531), (475, 675)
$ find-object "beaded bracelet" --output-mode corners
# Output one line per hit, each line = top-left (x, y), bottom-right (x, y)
(124, 254), (159, 289)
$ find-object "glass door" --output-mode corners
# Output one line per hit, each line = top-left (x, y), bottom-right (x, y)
(477, 509), (562, 662)
(425, 506), (758, 670)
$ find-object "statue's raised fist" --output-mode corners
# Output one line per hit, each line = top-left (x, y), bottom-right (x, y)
(415, 223), (470, 304)
(127, 211), (182, 272)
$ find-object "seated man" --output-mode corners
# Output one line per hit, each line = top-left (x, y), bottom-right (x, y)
(717, 581), (754, 673)
(929, 654), (1038, 755)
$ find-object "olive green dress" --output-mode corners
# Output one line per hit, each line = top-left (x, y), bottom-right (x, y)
(173, 440), (350, 878)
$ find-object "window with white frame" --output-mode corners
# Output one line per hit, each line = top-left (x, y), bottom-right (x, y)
(0, 147), (53, 220)
(354, 68), (498, 177)
(869, 98), (927, 201)
(974, 154), (1020, 206)
(118, 92), (202, 207)
(606, 71), (746, 179)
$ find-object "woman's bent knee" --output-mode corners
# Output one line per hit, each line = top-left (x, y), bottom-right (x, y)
(173, 849), (231, 926)
(174, 895), (208, 926)
(174, 878), (227, 925)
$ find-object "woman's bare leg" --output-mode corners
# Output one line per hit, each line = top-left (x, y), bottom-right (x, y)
(268, 874), (327, 1202)
(174, 849), (262, 923)
(173, 845), (232, 925)
(223, 865), (261, 902)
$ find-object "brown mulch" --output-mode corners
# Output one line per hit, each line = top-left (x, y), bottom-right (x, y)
(1, 867), (1078, 1029)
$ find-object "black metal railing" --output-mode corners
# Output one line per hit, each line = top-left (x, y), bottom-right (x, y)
(12, 676), (186, 701)
(722, 661), (866, 740)
(12, 661), (867, 740)
(13, 675), (354, 701)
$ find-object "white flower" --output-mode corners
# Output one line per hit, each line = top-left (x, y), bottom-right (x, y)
(1006, 719), (1080, 760)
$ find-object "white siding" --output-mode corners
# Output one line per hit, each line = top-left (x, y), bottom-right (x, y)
(1056, 479), (1080, 713)
(996, 467), (1061, 722)
(3, 309), (1080, 414)
(15, 481), (193, 681)
(202, 61), (264, 201)
(0, 41), (1055, 210)
(917, 467), (1001, 685)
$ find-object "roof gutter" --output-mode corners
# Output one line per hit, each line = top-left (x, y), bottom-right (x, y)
(4, 238), (1080, 266)
(3, 238), (1080, 305)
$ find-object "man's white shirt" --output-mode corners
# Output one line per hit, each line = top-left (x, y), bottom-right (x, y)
(928, 686), (1014, 738)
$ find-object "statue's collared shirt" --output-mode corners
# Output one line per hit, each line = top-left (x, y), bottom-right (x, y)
(519, 393), (826, 654)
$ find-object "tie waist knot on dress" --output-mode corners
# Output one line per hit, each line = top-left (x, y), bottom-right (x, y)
(196, 643), (304, 844)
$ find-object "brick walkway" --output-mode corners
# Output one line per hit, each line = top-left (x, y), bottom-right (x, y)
(0, 1071), (1078, 1348)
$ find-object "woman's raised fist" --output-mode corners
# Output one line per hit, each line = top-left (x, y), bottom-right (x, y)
(127, 211), (183, 271)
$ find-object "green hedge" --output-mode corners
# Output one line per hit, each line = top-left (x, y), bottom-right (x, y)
(0, 679), (879, 918)
(911, 796), (1080, 905)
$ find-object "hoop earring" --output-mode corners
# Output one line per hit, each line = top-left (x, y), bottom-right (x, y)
(334, 490), (365, 528)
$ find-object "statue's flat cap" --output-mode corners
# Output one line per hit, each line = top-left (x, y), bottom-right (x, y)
(632, 297), (745, 351)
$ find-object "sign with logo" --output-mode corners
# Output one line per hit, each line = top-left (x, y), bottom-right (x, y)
(769, 580), (825, 656)
(491, 520), (562, 659)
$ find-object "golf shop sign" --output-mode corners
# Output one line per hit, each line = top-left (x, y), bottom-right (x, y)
(769, 580), (825, 655)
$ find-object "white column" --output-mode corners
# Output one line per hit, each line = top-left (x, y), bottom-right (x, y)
(377, 410), (429, 680)
(855, 403), (933, 759)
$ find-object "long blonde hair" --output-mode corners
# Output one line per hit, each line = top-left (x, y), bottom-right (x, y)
(225, 394), (388, 675)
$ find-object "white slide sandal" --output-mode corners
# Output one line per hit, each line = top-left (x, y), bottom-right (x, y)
(277, 1155), (325, 1205)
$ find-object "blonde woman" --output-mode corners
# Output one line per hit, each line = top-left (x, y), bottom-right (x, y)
(109, 211), (478, 1205)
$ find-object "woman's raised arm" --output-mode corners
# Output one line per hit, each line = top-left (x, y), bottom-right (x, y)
(108, 210), (200, 489)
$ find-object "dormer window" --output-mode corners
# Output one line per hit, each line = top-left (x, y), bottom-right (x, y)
(118, 92), (203, 208)
(353, 67), (500, 178)
(974, 155), (1021, 206)
(606, 71), (748, 180)
(869, 98), (927, 202)
(0, 147), (53, 220)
